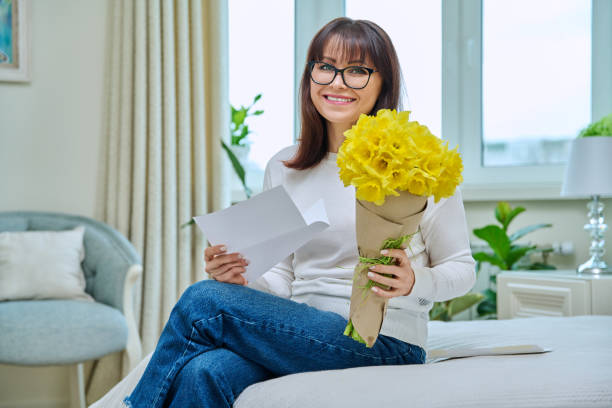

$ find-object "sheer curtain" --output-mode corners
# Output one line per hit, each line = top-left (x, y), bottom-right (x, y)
(88, 0), (230, 402)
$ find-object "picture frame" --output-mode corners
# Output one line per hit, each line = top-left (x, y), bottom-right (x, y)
(0, 0), (30, 82)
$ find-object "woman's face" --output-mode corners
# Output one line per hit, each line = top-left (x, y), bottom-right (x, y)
(310, 42), (383, 129)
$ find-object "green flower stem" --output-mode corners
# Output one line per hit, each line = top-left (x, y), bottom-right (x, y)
(343, 232), (417, 347)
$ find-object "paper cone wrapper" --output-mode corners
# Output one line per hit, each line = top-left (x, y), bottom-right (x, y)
(348, 191), (427, 347)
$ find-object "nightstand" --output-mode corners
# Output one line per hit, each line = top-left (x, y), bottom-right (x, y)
(497, 270), (612, 319)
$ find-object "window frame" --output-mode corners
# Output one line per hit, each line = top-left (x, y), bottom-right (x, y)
(442, 0), (612, 201)
(287, 0), (611, 201)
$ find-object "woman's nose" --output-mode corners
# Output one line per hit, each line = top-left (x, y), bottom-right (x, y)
(330, 72), (347, 88)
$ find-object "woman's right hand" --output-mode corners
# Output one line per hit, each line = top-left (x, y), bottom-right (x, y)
(204, 244), (249, 285)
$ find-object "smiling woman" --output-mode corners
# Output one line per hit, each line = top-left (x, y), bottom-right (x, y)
(287, 18), (401, 169)
(122, 16), (475, 408)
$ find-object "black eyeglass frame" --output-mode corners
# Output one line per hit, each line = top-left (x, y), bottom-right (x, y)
(307, 60), (377, 90)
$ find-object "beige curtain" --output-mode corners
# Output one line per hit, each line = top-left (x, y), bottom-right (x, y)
(88, 0), (230, 403)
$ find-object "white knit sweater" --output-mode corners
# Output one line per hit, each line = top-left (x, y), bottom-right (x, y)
(247, 145), (476, 348)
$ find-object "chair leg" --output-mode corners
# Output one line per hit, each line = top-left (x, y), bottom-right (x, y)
(69, 363), (86, 408)
(77, 363), (86, 408)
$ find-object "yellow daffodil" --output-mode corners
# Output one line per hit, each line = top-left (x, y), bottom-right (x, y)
(337, 109), (463, 204)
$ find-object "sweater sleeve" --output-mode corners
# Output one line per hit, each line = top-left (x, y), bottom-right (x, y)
(407, 188), (476, 302)
(246, 155), (295, 299)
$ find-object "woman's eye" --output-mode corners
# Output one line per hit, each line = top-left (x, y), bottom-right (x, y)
(348, 67), (368, 75)
(319, 64), (335, 71)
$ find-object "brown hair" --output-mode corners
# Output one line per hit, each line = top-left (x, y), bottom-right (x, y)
(284, 17), (403, 170)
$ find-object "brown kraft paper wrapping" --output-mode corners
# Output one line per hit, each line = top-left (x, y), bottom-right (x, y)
(348, 191), (428, 347)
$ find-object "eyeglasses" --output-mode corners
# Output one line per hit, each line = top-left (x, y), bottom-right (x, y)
(308, 61), (377, 90)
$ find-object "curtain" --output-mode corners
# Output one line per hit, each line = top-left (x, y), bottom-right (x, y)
(87, 0), (230, 402)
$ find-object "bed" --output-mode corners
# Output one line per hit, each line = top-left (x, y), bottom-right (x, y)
(90, 315), (612, 407)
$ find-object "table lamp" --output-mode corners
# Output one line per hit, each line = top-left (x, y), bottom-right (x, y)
(561, 136), (612, 274)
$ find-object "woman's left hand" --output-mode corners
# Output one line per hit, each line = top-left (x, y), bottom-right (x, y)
(367, 249), (415, 299)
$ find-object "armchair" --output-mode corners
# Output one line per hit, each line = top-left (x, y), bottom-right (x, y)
(0, 211), (142, 408)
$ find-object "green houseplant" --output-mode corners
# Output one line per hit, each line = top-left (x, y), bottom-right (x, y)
(222, 93), (264, 199)
(578, 112), (612, 137)
(472, 202), (555, 318)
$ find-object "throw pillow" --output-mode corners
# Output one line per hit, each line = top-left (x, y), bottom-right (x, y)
(0, 226), (93, 301)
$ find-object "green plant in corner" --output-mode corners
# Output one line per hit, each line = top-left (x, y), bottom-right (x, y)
(472, 202), (555, 318)
(578, 112), (612, 137)
(181, 94), (263, 228)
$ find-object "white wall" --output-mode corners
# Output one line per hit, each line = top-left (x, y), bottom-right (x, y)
(0, 0), (107, 216)
(0, 1), (108, 407)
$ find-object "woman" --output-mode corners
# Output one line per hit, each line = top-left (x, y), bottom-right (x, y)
(124, 17), (475, 407)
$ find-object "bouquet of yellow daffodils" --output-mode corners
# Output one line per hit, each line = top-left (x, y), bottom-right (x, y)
(338, 109), (463, 347)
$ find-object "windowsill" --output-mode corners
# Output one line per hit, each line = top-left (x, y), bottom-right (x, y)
(461, 182), (564, 202)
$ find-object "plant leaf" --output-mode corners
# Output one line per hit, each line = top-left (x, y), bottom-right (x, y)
(473, 225), (511, 262)
(507, 245), (535, 269)
(221, 140), (252, 198)
(232, 107), (246, 126)
(429, 302), (447, 321)
(477, 297), (497, 316)
(525, 262), (557, 270)
(473, 252), (506, 270)
(253, 110), (264, 115)
(447, 293), (485, 317)
(180, 219), (195, 229)
(253, 93), (262, 103)
(482, 288), (497, 301)
(509, 223), (552, 242)
(504, 207), (525, 230)
(495, 202), (511, 226)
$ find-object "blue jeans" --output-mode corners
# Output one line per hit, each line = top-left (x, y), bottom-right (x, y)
(124, 280), (425, 408)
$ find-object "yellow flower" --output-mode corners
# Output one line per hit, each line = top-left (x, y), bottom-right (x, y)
(337, 109), (463, 205)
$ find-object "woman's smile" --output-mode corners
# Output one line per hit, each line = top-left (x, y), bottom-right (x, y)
(324, 94), (357, 105)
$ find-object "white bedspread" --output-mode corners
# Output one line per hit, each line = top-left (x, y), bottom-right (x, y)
(90, 315), (612, 407)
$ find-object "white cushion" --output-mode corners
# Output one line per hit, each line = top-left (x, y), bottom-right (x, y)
(0, 226), (93, 301)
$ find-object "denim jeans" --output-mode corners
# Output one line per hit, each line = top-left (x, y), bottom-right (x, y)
(124, 279), (425, 408)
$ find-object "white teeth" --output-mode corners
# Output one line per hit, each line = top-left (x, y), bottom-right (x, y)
(326, 96), (353, 102)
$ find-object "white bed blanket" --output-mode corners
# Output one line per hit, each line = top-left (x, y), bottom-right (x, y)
(90, 315), (612, 407)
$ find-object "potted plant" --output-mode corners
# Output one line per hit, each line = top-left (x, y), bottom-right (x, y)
(471, 202), (555, 319)
(222, 93), (264, 200)
(578, 112), (612, 138)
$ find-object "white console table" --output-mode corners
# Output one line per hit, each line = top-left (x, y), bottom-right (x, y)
(497, 270), (612, 319)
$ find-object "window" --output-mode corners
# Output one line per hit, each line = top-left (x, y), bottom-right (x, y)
(482, 0), (591, 167)
(443, 0), (611, 200)
(229, 0), (294, 196)
(345, 0), (442, 138)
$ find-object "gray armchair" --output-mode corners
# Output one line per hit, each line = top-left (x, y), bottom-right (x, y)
(0, 211), (142, 408)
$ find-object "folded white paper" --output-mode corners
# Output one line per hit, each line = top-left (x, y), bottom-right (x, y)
(194, 185), (330, 282)
(426, 344), (552, 364)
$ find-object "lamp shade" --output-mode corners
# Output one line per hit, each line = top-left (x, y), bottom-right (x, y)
(561, 137), (612, 197)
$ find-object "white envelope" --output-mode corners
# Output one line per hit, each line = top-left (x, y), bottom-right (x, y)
(194, 185), (330, 282)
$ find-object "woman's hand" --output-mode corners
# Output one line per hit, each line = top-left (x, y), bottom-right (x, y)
(204, 244), (249, 286)
(366, 249), (415, 299)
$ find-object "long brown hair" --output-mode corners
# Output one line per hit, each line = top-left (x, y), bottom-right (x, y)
(284, 17), (403, 170)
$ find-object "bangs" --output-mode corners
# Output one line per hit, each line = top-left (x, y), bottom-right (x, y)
(310, 23), (382, 68)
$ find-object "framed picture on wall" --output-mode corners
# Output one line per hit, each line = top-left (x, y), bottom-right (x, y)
(0, 0), (30, 82)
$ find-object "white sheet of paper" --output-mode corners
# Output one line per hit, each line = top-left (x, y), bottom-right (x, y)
(194, 185), (329, 282)
(426, 344), (552, 364)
